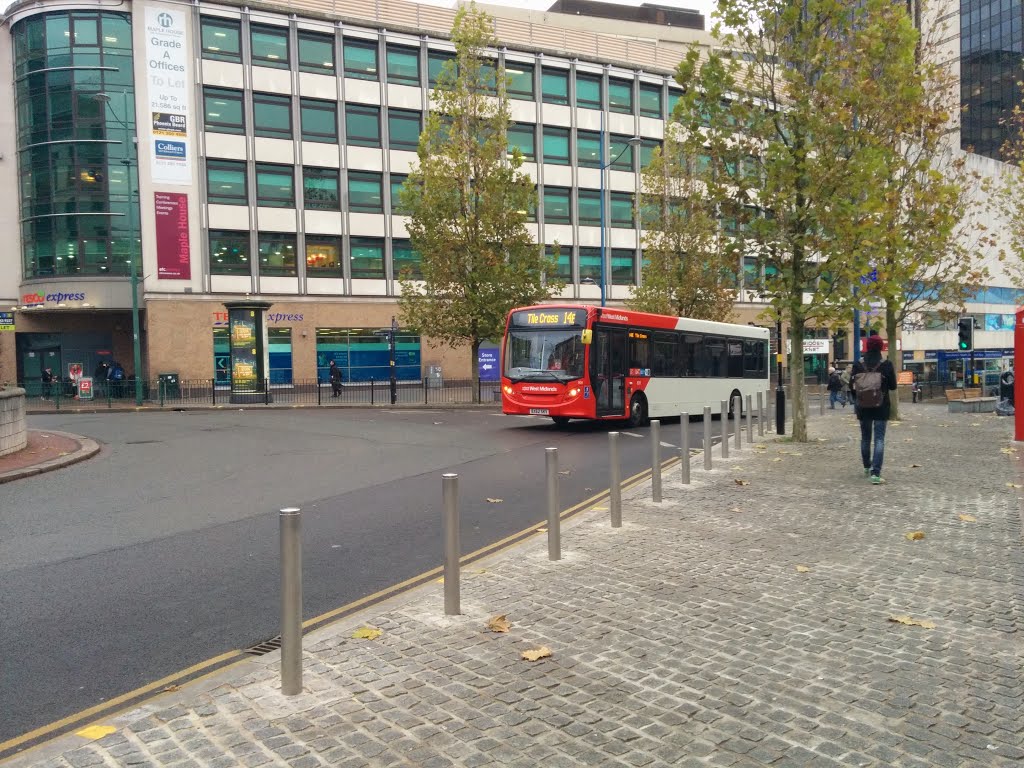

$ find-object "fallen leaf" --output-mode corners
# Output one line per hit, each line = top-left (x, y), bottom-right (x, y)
(795, 565), (811, 573)
(537, 527), (547, 532)
(905, 531), (926, 541)
(970, 423), (981, 427)
(521, 646), (552, 662)
(1001, 448), (1017, 454)
(734, 479), (749, 486)
(959, 514), (977, 522)
(903, 438), (914, 443)
(732, 465), (745, 471)
(890, 421), (902, 427)
(486, 614), (512, 633)
(730, 507), (742, 513)
(909, 463), (922, 468)
(1007, 483), (1022, 489)
(352, 626), (383, 640)
(771, 458), (783, 462)
(57, 451), (69, 456)
(888, 615), (936, 629)
(558, 470), (570, 475)
(161, 684), (180, 693)
(486, 498), (503, 503)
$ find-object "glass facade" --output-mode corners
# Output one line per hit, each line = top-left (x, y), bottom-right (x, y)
(14, 11), (138, 278)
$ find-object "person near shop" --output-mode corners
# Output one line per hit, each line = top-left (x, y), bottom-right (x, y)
(827, 367), (845, 409)
(1000, 367), (1015, 407)
(849, 335), (898, 485)
(329, 360), (343, 398)
(94, 360), (110, 397)
(41, 367), (54, 400)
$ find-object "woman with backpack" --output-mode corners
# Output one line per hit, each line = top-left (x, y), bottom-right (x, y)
(849, 335), (898, 484)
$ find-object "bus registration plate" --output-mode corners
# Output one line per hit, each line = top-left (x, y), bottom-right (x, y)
(529, 408), (550, 415)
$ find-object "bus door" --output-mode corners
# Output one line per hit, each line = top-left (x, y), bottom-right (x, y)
(592, 326), (627, 416)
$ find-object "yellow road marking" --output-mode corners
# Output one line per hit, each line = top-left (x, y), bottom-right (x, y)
(74, 726), (116, 740)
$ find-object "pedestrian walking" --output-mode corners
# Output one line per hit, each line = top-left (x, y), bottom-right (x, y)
(849, 335), (897, 484)
(827, 367), (844, 409)
(329, 360), (342, 398)
(41, 367), (54, 400)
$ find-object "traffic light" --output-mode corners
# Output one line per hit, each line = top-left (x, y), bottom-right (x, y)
(957, 317), (974, 351)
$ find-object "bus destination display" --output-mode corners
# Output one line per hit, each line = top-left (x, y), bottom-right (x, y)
(510, 309), (586, 328)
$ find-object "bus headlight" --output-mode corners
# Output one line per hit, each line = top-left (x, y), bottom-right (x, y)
(567, 387), (580, 398)
(503, 385), (513, 395)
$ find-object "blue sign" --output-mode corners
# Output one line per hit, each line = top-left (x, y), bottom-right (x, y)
(155, 140), (186, 159)
(478, 348), (499, 381)
(859, 269), (878, 285)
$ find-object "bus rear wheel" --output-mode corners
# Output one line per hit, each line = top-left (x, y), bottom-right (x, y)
(552, 416), (570, 427)
(627, 395), (648, 428)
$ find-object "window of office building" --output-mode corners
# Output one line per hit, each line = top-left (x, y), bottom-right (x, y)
(204, 87), (245, 134)
(609, 135), (635, 171)
(350, 236), (385, 278)
(344, 38), (378, 80)
(742, 255), (760, 290)
(578, 189), (601, 226)
(390, 173), (409, 214)
(638, 83), (663, 118)
(542, 126), (570, 165)
(255, 164), (294, 208)
(543, 186), (571, 224)
(251, 24), (289, 69)
(545, 244), (571, 282)
(392, 239), (422, 279)
(346, 104), (381, 147)
(577, 130), (601, 168)
(303, 167), (340, 210)
(207, 160), (247, 205)
(306, 235), (342, 275)
(579, 246), (601, 283)
(386, 44), (420, 86)
(506, 62), (535, 100)
(427, 49), (456, 86)
(348, 171), (384, 213)
(209, 230), (250, 275)
(298, 30), (335, 75)
(611, 248), (635, 285)
(508, 122), (535, 160)
(253, 93), (292, 139)
(640, 138), (660, 168)
(200, 17), (241, 63)
(258, 232), (297, 276)
(542, 67), (569, 105)
(576, 72), (602, 109)
(388, 108), (421, 150)
(300, 98), (337, 143)
(608, 78), (633, 114)
(609, 192), (633, 228)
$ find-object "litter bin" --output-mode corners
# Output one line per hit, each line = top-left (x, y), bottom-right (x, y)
(158, 373), (181, 399)
(427, 365), (443, 389)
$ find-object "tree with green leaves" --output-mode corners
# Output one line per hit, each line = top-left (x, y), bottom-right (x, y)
(398, 3), (559, 400)
(673, 0), (936, 440)
(629, 133), (738, 321)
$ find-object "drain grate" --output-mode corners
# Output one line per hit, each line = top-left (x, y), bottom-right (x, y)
(244, 636), (282, 656)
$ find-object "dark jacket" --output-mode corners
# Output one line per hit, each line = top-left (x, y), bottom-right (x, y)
(329, 364), (342, 383)
(827, 371), (842, 392)
(849, 352), (897, 421)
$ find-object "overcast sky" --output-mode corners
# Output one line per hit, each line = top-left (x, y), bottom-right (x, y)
(417, 0), (718, 27)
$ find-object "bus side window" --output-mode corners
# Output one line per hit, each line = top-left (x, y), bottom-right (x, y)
(629, 332), (650, 371)
(682, 334), (702, 376)
(705, 337), (727, 377)
(653, 332), (677, 377)
(727, 338), (744, 378)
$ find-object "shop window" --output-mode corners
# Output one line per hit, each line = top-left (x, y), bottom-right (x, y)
(303, 167), (340, 210)
(386, 44), (420, 86)
(608, 78), (633, 114)
(542, 126), (570, 165)
(204, 87), (245, 135)
(392, 238), (422, 279)
(611, 248), (635, 285)
(213, 328), (230, 384)
(542, 67), (569, 105)
(258, 232), (297, 277)
(578, 189), (600, 226)
(390, 173), (409, 214)
(206, 160), (247, 205)
(427, 49), (456, 86)
(577, 130), (601, 168)
(344, 38), (378, 80)
(506, 62), (534, 100)
(253, 93), (292, 139)
(388, 108), (421, 150)
(638, 83), (663, 118)
(255, 163), (294, 208)
(209, 230), (250, 275)
(300, 98), (337, 143)
(609, 192), (634, 228)
(268, 328), (294, 385)
(579, 246), (601, 284)
(201, 17), (241, 63)
(576, 72), (602, 109)
(543, 186), (571, 224)
(251, 24), (289, 69)
(508, 122), (535, 160)
(306, 235), (342, 275)
(298, 30), (335, 75)
(348, 171), (383, 213)
(316, 328), (422, 383)
(345, 104), (381, 147)
(350, 236), (385, 279)
(546, 244), (571, 282)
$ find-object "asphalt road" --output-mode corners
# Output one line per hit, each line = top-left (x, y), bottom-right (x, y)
(0, 407), (739, 745)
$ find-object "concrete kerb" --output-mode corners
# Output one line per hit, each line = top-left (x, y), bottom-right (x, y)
(0, 430), (101, 484)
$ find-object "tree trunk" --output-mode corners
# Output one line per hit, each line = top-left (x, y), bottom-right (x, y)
(789, 310), (808, 442)
(471, 338), (481, 404)
(886, 305), (900, 421)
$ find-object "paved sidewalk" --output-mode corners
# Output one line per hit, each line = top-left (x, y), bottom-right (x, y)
(0, 430), (100, 484)
(8, 404), (1024, 767)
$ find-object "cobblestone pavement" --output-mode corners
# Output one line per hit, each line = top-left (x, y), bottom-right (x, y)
(10, 404), (1024, 767)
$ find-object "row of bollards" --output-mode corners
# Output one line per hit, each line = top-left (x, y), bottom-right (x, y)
(277, 389), (778, 695)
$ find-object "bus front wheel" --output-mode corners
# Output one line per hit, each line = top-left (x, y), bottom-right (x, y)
(627, 395), (648, 428)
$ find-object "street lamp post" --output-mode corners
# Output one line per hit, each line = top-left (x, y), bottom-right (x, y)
(96, 91), (143, 406)
(598, 111), (642, 307)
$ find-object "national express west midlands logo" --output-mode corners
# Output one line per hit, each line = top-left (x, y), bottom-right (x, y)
(157, 12), (174, 27)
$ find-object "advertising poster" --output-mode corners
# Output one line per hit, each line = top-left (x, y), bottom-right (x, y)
(229, 309), (259, 389)
(154, 192), (191, 279)
(0, 311), (14, 331)
(145, 8), (191, 185)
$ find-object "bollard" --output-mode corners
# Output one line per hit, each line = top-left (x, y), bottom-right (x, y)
(609, 432), (622, 528)
(703, 407), (713, 471)
(819, 384), (825, 416)
(651, 420), (662, 503)
(757, 391), (765, 436)
(546, 448), (561, 560)
(680, 412), (690, 484)
(442, 473), (460, 615)
(746, 394), (753, 443)
(733, 397), (742, 451)
(279, 507), (303, 696)
(720, 400), (729, 459)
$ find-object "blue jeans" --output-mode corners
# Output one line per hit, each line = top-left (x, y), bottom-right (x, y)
(859, 418), (888, 476)
(829, 390), (840, 408)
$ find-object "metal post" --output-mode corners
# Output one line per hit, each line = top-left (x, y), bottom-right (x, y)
(211, 378), (216, 406)
(733, 397), (742, 450)
(703, 407), (712, 470)
(424, 377), (428, 405)
(159, 377), (165, 407)
(819, 384), (825, 416)
(680, 412), (690, 484)
(264, 378), (270, 406)
(609, 432), (622, 528)
(599, 110), (607, 307)
(279, 507), (302, 696)
(720, 400), (729, 458)
(442, 473), (460, 615)
(651, 419), (662, 502)
(371, 378), (375, 406)
(746, 394), (753, 443)
(389, 318), (398, 405)
(546, 448), (561, 560)
(317, 376), (322, 406)
(776, 318), (786, 435)
(757, 391), (764, 436)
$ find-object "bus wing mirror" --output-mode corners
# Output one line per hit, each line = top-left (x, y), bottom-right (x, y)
(581, 330), (592, 345)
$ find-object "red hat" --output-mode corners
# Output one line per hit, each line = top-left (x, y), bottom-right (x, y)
(866, 335), (884, 352)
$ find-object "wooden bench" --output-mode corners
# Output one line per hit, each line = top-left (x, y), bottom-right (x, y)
(946, 387), (997, 413)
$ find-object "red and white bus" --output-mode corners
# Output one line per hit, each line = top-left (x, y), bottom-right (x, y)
(500, 304), (770, 427)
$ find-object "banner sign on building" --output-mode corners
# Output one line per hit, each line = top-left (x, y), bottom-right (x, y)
(154, 192), (191, 279)
(0, 311), (13, 331)
(145, 8), (191, 185)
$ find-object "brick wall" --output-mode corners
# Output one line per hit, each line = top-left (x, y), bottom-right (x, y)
(0, 387), (27, 457)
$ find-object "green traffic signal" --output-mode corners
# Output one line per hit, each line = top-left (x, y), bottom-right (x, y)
(957, 318), (973, 351)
